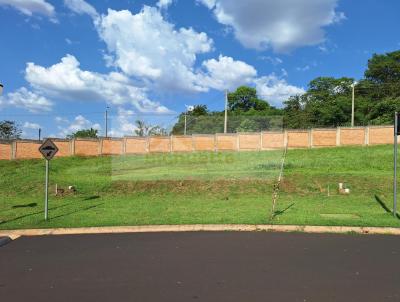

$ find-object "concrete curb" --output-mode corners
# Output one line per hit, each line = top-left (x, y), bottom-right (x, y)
(0, 236), (12, 247)
(1, 224), (400, 238)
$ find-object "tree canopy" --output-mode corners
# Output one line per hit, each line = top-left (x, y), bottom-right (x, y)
(67, 128), (99, 139)
(0, 120), (21, 140)
(172, 49), (400, 132)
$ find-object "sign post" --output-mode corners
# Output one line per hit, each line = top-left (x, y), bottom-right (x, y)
(394, 112), (399, 217)
(39, 139), (58, 220)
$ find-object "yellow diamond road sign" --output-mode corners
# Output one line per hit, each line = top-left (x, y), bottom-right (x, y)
(39, 139), (59, 160)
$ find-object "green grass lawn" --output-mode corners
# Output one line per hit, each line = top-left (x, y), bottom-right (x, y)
(0, 145), (399, 229)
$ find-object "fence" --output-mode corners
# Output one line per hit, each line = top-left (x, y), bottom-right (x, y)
(0, 125), (397, 161)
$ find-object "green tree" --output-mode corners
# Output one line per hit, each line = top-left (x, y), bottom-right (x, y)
(0, 120), (21, 140)
(228, 86), (271, 112)
(67, 128), (98, 139)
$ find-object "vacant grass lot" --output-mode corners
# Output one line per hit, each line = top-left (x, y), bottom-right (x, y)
(0, 145), (398, 229)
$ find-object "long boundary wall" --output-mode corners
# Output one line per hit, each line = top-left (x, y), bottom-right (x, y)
(0, 126), (397, 160)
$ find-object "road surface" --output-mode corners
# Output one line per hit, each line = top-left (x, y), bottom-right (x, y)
(1, 232), (400, 301)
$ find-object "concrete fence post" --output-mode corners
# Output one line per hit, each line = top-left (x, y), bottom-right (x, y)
(336, 127), (341, 146)
(237, 133), (240, 151)
(11, 140), (16, 160)
(146, 136), (150, 153)
(214, 134), (217, 152)
(259, 131), (263, 151)
(170, 135), (173, 153)
(309, 129), (313, 148)
(365, 126), (370, 146)
(98, 138), (103, 156)
(123, 137), (127, 155)
(284, 130), (288, 148)
(191, 135), (195, 152)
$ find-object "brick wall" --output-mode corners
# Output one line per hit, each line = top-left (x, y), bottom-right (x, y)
(101, 139), (123, 155)
(312, 129), (337, 147)
(172, 136), (193, 152)
(216, 134), (237, 151)
(74, 139), (99, 156)
(287, 131), (309, 148)
(340, 128), (365, 146)
(192, 135), (215, 151)
(125, 137), (147, 154)
(0, 142), (12, 160)
(262, 132), (284, 149)
(149, 137), (170, 153)
(239, 133), (260, 151)
(15, 141), (42, 159)
(0, 125), (397, 161)
(53, 140), (71, 157)
(369, 126), (393, 145)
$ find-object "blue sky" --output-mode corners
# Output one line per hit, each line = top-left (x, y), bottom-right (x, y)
(0, 0), (399, 138)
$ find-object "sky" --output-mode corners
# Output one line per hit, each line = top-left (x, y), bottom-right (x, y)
(0, 0), (399, 139)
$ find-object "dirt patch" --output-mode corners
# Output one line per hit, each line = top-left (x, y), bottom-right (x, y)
(109, 179), (274, 196)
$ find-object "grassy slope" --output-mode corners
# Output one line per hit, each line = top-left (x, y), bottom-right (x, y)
(0, 145), (398, 229)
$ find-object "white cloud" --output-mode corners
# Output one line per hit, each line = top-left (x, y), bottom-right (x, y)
(23, 122), (41, 129)
(255, 75), (305, 107)
(25, 54), (172, 113)
(97, 7), (213, 92)
(108, 108), (139, 137)
(56, 115), (101, 137)
(0, 0), (55, 19)
(198, 0), (344, 52)
(199, 55), (257, 90)
(5, 87), (53, 112)
(64, 0), (98, 19)
(156, 0), (173, 9)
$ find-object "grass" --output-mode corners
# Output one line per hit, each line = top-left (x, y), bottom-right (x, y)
(0, 145), (399, 229)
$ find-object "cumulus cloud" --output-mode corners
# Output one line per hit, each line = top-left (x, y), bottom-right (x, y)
(0, 0), (55, 19)
(25, 54), (171, 113)
(198, 0), (344, 52)
(97, 7), (213, 92)
(199, 55), (257, 90)
(156, 0), (173, 9)
(64, 0), (98, 19)
(254, 75), (305, 107)
(56, 114), (101, 137)
(23, 122), (41, 129)
(4, 87), (53, 112)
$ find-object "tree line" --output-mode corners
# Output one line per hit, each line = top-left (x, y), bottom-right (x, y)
(172, 50), (400, 134)
(1, 50), (399, 139)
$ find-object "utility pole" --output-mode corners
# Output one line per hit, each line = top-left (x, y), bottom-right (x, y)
(351, 82), (356, 127)
(105, 106), (109, 138)
(38, 128), (41, 141)
(394, 112), (399, 217)
(184, 112), (187, 136)
(224, 89), (228, 133)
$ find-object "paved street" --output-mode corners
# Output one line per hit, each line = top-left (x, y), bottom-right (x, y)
(1, 232), (400, 301)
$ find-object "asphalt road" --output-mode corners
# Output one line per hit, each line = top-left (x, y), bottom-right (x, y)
(1, 232), (400, 302)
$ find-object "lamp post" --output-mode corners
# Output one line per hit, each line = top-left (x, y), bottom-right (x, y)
(0, 83), (3, 95)
(184, 105), (194, 136)
(351, 82), (358, 127)
(224, 90), (228, 133)
(105, 106), (110, 138)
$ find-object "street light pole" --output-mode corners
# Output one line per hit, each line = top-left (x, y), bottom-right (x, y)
(0, 83), (3, 95)
(351, 82), (357, 127)
(224, 90), (228, 133)
(105, 106), (109, 138)
(184, 112), (187, 136)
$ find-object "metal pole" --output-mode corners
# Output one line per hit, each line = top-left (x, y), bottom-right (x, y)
(224, 90), (228, 133)
(45, 159), (49, 221)
(351, 83), (355, 127)
(394, 112), (398, 217)
(105, 108), (108, 138)
(38, 128), (41, 141)
(184, 113), (187, 136)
